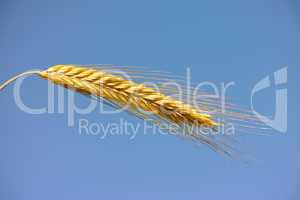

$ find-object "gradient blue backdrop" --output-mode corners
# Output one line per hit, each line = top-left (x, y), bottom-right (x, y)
(0, 0), (299, 199)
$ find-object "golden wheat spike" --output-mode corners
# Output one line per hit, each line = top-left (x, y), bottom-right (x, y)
(0, 65), (218, 128)
(40, 65), (219, 128)
(3, 64), (275, 159)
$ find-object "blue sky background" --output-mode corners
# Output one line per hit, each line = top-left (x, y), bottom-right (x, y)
(0, 0), (299, 199)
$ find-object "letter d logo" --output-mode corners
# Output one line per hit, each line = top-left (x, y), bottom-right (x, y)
(251, 67), (288, 133)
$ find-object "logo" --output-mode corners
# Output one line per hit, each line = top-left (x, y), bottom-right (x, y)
(251, 67), (288, 133)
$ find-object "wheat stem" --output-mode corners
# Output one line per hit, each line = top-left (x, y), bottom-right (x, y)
(0, 70), (41, 91)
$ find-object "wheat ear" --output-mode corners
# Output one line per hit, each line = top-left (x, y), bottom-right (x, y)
(0, 65), (218, 129)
